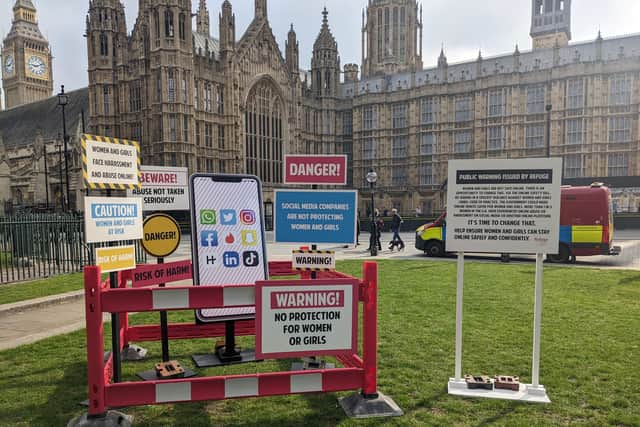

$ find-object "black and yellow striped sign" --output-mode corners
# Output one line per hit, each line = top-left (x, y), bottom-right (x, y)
(82, 133), (141, 190)
(292, 250), (336, 271)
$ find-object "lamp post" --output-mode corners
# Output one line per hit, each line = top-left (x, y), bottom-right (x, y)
(43, 144), (50, 209)
(58, 85), (71, 211)
(366, 169), (378, 256)
(545, 103), (552, 158)
(56, 138), (64, 211)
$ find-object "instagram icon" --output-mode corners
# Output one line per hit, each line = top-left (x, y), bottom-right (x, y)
(240, 210), (256, 225)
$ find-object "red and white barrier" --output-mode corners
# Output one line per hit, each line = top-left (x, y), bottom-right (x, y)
(82, 261), (390, 417)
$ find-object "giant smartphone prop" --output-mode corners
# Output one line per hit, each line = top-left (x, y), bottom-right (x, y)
(190, 174), (268, 322)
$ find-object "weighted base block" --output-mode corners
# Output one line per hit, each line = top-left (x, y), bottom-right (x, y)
(136, 367), (197, 381)
(67, 410), (132, 427)
(448, 378), (550, 403)
(192, 349), (256, 367)
(339, 392), (404, 419)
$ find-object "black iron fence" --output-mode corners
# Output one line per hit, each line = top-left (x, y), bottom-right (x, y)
(0, 213), (147, 284)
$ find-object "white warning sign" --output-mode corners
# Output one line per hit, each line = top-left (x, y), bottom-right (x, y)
(255, 280), (358, 359)
(292, 250), (336, 271)
(446, 158), (562, 254)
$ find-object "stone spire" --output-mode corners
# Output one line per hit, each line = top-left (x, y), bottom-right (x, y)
(197, 0), (210, 36)
(311, 7), (340, 98)
(286, 24), (299, 77)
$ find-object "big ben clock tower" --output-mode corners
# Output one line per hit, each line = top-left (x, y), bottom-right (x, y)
(2, 0), (53, 109)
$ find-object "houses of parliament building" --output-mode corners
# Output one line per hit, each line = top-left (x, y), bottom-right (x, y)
(1, 0), (639, 213)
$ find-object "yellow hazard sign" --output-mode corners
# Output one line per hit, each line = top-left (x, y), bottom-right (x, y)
(141, 214), (181, 258)
(95, 245), (136, 273)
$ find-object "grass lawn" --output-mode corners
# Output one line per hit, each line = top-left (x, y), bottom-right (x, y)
(0, 260), (639, 426)
(0, 273), (84, 305)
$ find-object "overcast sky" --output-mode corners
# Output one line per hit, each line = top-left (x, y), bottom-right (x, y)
(1, 0), (639, 94)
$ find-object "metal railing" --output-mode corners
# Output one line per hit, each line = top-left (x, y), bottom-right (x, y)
(0, 213), (146, 284)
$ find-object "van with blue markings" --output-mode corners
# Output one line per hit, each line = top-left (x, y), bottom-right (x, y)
(415, 183), (621, 263)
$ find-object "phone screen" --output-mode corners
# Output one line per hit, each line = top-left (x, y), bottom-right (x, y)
(190, 174), (267, 321)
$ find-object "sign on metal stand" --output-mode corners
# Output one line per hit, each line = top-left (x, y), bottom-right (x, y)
(445, 158), (562, 403)
(128, 165), (189, 211)
(136, 213), (196, 381)
(82, 133), (142, 387)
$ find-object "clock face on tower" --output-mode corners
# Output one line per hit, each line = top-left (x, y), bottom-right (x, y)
(27, 55), (46, 76)
(4, 54), (14, 75)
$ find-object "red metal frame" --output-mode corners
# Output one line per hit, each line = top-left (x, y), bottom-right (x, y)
(83, 261), (379, 416)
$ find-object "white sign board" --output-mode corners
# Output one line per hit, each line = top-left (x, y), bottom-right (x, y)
(127, 166), (189, 211)
(292, 250), (336, 271)
(446, 158), (562, 254)
(84, 197), (143, 243)
(256, 280), (358, 359)
(83, 137), (139, 187)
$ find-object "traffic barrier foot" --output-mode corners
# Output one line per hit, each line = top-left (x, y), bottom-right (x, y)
(67, 410), (132, 427)
(339, 392), (404, 419)
(120, 345), (147, 362)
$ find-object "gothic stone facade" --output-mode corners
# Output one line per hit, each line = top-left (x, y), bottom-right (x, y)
(85, 0), (640, 215)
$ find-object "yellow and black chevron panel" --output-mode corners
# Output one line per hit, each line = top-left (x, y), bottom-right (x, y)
(292, 250), (336, 271)
(82, 133), (142, 191)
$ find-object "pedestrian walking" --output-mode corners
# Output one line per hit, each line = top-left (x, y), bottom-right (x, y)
(388, 208), (405, 251)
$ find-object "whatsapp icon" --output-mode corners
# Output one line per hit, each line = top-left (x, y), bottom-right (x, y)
(200, 209), (217, 225)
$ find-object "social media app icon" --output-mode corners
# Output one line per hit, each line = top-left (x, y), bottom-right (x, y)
(240, 210), (256, 225)
(220, 209), (237, 225)
(223, 251), (240, 268)
(224, 233), (235, 244)
(242, 251), (260, 267)
(200, 209), (217, 225)
(200, 230), (218, 247)
(241, 230), (258, 246)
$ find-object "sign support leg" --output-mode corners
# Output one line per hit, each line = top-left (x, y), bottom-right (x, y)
(454, 251), (464, 381)
(531, 253), (544, 387)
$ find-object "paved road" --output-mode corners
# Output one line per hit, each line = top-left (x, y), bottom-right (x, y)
(1, 229), (638, 351)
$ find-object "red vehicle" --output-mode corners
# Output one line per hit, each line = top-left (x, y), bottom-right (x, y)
(415, 183), (621, 263)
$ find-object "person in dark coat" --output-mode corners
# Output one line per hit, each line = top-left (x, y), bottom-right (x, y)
(388, 208), (405, 251)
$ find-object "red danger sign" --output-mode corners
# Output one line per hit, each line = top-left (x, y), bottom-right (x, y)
(284, 155), (347, 185)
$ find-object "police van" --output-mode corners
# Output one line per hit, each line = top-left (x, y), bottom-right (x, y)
(415, 183), (621, 263)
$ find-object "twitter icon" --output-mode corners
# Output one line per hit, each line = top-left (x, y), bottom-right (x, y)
(220, 209), (237, 225)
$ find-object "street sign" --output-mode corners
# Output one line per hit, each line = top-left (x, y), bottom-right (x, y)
(84, 196), (143, 243)
(255, 279), (358, 359)
(95, 245), (136, 273)
(132, 260), (192, 288)
(292, 250), (336, 271)
(128, 166), (189, 211)
(141, 214), (181, 258)
(446, 158), (562, 254)
(284, 155), (348, 185)
(274, 190), (357, 244)
(81, 134), (141, 190)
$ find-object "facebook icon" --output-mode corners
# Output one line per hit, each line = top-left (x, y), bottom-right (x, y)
(200, 230), (218, 247)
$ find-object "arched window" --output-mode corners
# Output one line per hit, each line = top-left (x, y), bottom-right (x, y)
(100, 33), (108, 56)
(179, 13), (186, 40)
(165, 10), (174, 38)
(245, 80), (284, 184)
(154, 11), (160, 38)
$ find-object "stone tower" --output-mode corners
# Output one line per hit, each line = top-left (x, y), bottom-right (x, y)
(531, 0), (572, 49)
(311, 8), (340, 98)
(361, 0), (422, 78)
(86, 0), (127, 136)
(2, 0), (53, 109)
